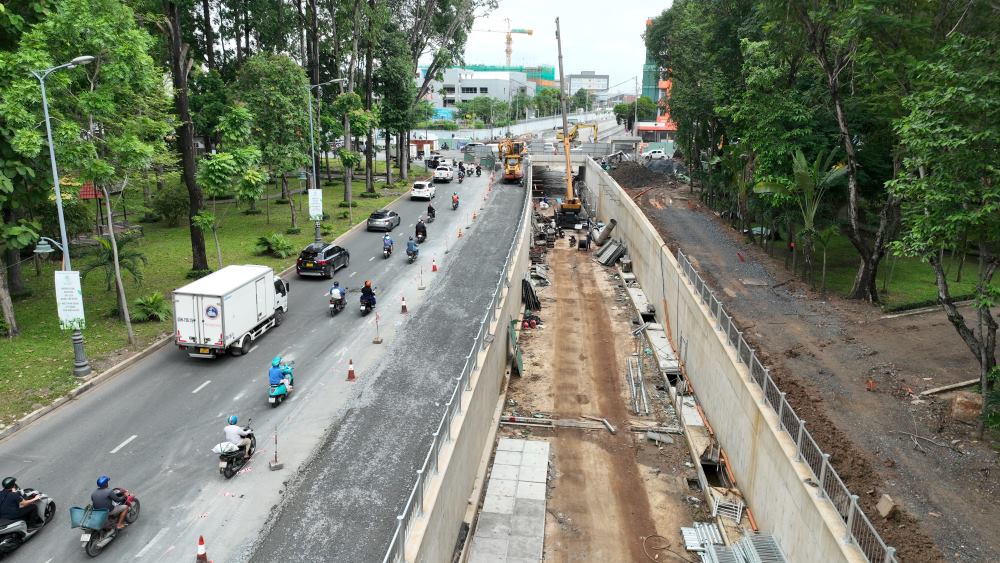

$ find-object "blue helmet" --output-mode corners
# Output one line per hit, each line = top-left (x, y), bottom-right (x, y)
(271, 356), (281, 367)
(228, 415), (238, 425)
(96, 475), (110, 489)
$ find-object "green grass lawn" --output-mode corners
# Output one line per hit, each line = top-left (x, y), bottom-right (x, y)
(0, 173), (416, 426)
(765, 233), (977, 310)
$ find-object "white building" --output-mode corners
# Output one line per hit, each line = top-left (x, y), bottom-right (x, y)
(567, 71), (609, 93)
(418, 68), (537, 109)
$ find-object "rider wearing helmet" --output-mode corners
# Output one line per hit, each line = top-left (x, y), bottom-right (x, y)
(452, 192), (459, 205)
(427, 202), (436, 219)
(268, 357), (293, 390)
(361, 280), (376, 307)
(415, 219), (427, 240)
(0, 477), (41, 527)
(223, 415), (253, 460)
(91, 475), (128, 530)
(382, 233), (394, 252)
(329, 280), (344, 301)
(406, 236), (418, 255)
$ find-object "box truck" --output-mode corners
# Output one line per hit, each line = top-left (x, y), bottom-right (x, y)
(173, 265), (289, 358)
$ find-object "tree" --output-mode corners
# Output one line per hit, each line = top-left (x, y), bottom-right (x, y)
(891, 34), (1000, 436)
(571, 88), (591, 111)
(533, 87), (560, 116)
(612, 96), (657, 131)
(235, 53), (310, 227)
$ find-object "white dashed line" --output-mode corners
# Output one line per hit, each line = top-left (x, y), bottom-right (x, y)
(110, 435), (138, 454)
(350, 271), (358, 277)
(248, 345), (258, 354)
(191, 380), (211, 394)
(232, 392), (244, 401)
(369, 256), (374, 262)
(134, 527), (169, 558)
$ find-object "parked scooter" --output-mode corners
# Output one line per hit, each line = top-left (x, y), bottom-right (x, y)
(213, 422), (256, 479)
(70, 489), (140, 557)
(0, 488), (55, 556)
(268, 361), (295, 407)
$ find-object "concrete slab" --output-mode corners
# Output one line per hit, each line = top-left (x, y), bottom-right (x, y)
(521, 440), (550, 456)
(516, 481), (547, 501)
(470, 537), (508, 561)
(520, 452), (548, 470)
(494, 450), (523, 466)
(483, 494), (516, 515)
(507, 535), (544, 560)
(497, 438), (525, 452)
(487, 478), (518, 498)
(517, 463), (548, 484)
(476, 512), (513, 539)
(490, 464), (520, 481)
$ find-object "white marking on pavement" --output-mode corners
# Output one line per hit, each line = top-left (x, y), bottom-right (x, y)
(248, 345), (258, 354)
(134, 527), (169, 558)
(233, 392), (244, 401)
(350, 271), (357, 277)
(110, 435), (138, 454)
(191, 380), (212, 394)
(368, 256), (374, 262)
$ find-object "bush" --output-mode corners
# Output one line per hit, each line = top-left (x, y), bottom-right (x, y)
(359, 191), (380, 199)
(337, 210), (350, 219)
(243, 208), (263, 215)
(285, 227), (301, 235)
(132, 291), (172, 322)
(274, 198), (289, 205)
(322, 212), (331, 220)
(415, 120), (459, 131)
(337, 201), (358, 208)
(152, 182), (190, 227)
(320, 224), (334, 236)
(186, 268), (213, 279)
(138, 210), (162, 223)
(256, 233), (295, 258)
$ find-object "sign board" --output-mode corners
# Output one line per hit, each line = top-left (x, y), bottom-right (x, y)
(308, 189), (323, 221)
(54, 271), (85, 330)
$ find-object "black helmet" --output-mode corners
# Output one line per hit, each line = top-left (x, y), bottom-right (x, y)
(1, 477), (16, 489)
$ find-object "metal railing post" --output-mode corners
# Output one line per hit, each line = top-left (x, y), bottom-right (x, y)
(844, 495), (859, 543)
(796, 420), (806, 461)
(776, 392), (786, 429)
(817, 453), (831, 499)
(884, 547), (896, 563)
(416, 469), (425, 516)
(431, 432), (440, 474)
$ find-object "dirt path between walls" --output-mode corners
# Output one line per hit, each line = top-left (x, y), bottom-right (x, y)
(618, 176), (999, 563)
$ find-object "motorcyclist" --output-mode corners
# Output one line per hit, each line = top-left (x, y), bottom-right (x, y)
(427, 203), (436, 219)
(406, 236), (419, 257)
(90, 476), (128, 530)
(415, 219), (427, 240)
(475, 164), (482, 176)
(382, 233), (394, 253)
(458, 162), (465, 174)
(0, 477), (42, 528)
(361, 280), (376, 307)
(457, 168), (465, 182)
(223, 416), (253, 460)
(329, 281), (344, 301)
(268, 356), (293, 390)
(452, 192), (460, 208)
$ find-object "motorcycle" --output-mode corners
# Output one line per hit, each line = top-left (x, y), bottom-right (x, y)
(360, 293), (376, 316)
(407, 248), (418, 263)
(329, 294), (346, 316)
(415, 232), (426, 244)
(382, 245), (392, 259)
(458, 174), (464, 184)
(268, 361), (295, 407)
(0, 489), (56, 556)
(426, 213), (435, 223)
(451, 200), (459, 210)
(213, 423), (257, 479)
(70, 488), (140, 557)
(475, 166), (481, 177)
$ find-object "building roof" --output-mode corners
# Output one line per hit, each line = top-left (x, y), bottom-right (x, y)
(638, 121), (678, 132)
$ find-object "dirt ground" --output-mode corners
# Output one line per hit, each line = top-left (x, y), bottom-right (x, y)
(613, 165), (1000, 563)
(504, 244), (706, 563)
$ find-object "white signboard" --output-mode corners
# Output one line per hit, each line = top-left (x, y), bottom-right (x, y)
(308, 189), (323, 221)
(54, 271), (85, 330)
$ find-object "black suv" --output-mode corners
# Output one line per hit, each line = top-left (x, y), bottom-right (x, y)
(296, 242), (350, 278)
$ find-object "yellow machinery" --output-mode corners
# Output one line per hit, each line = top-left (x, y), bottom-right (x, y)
(555, 122), (599, 144)
(499, 139), (527, 184)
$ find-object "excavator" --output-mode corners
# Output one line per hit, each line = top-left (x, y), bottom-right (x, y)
(498, 139), (527, 184)
(555, 122), (599, 144)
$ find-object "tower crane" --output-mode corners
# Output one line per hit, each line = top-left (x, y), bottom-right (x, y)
(473, 18), (533, 66)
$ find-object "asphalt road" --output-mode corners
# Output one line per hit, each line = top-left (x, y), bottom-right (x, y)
(246, 183), (525, 563)
(0, 157), (516, 563)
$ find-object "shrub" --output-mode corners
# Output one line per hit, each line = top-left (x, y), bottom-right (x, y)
(337, 210), (350, 219)
(285, 227), (301, 235)
(337, 200), (358, 208)
(132, 291), (172, 322)
(138, 210), (162, 223)
(256, 233), (295, 258)
(274, 198), (289, 205)
(320, 223), (334, 236)
(359, 191), (380, 199)
(186, 268), (213, 280)
(322, 212), (331, 220)
(152, 182), (190, 227)
(243, 208), (263, 215)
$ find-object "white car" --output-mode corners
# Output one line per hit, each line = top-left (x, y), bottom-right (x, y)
(411, 181), (436, 200)
(543, 142), (555, 153)
(433, 166), (454, 183)
(644, 149), (667, 160)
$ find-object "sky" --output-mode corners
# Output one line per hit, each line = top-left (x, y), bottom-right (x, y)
(459, 0), (672, 94)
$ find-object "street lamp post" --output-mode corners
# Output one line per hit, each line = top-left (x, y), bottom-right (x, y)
(307, 78), (347, 243)
(31, 56), (95, 377)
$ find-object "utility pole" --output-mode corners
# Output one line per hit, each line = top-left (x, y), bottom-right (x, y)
(633, 76), (639, 136)
(555, 17), (579, 215)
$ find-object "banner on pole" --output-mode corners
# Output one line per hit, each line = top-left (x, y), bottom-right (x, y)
(308, 189), (323, 221)
(54, 271), (86, 330)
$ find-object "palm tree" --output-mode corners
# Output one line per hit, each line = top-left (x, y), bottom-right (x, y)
(80, 231), (147, 343)
(755, 148), (846, 283)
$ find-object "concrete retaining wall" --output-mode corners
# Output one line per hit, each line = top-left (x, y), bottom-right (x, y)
(530, 154), (865, 563)
(401, 180), (531, 562)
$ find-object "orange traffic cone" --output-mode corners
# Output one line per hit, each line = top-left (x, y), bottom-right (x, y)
(196, 536), (209, 562)
(472, 211), (477, 221)
(401, 296), (408, 314)
(347, 359), (356, 382)
(432, 259), (439, 272)
(457, 228), (463, 238)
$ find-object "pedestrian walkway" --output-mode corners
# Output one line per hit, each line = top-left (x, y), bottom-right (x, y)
(469, 438), (550, 563)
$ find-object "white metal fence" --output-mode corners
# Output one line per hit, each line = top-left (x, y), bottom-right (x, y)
(676, 250), (897, 563)
(381, 175), (530, 563)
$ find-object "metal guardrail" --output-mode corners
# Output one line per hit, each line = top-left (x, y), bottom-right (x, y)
(676, 250), (897, 563)
(382, 172), (530, 563)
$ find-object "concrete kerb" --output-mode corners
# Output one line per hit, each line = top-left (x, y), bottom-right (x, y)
(0, 193), (404, 445)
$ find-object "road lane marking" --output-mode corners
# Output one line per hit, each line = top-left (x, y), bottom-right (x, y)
(110, 435), (138, 454)
(191, 380), (212, 394)
(248, 345), (258, 354)
(350, 271), (357, 277)
(233, 392), (244, 401)
(369, 256), (374, 262)
(134, 527), (169, 558)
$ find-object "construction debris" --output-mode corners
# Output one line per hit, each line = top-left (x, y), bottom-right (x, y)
(645, 431), (675, 445)
(876, 494), (897, 519)
(595, 240), (626, 266)
(522, 278), (541, 310)
(681, 522), (724, 552)
(581, 415), (617, 434)
(919, 378), (978, 396)
(949, 391), (984, 424)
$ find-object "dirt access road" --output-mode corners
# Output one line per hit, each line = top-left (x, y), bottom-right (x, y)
(611, 164), (999, 563)
(504, 245), (705, 562)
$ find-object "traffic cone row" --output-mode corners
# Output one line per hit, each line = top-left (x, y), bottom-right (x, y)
(347, 359), (356, 382)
